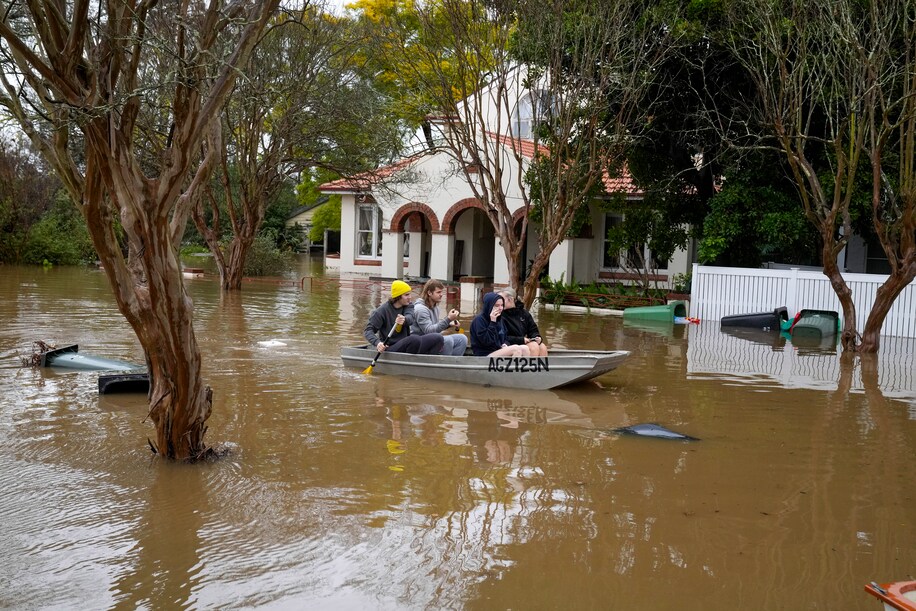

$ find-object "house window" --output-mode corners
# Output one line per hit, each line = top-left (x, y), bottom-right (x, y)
(603, 215), (621, 268)
(603, 214), (669, 270)
(514, 95), (533, 139)
(513, 89), (555, 139)
(357, 204), (383, 258)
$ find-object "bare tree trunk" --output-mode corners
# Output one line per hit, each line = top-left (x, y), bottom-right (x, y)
(859, 271), (916, 352)
(820, 238), (858, 352)
(522, 249), (550, 310)
(87, 169), (213, 459)
(223, 235), (255, 291)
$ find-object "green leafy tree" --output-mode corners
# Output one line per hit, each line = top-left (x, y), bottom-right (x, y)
(511, 0), (679, 305)
(21, 191), (95, 266)
(698, 150), (821, 267)
(309, 198), (342, 243)
(0, 138), (62, 263)
(192, 7), (400, 290)
(355, 0), (679, 307)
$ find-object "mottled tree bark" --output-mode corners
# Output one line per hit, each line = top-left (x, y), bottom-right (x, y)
(0, 0), (279, 459)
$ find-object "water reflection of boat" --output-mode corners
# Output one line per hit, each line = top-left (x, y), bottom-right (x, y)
(371, 376), (627, 431)
(341, 347), (629, 390)
(865, 580), (916, 610)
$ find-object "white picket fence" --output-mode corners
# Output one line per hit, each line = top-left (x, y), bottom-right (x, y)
(691, 264), (916, 339)
(685, 324), (916, 414)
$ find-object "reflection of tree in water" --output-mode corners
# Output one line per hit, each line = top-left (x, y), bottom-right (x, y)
(743, 353), (916, 607)
(110, 464), (207, 610)
(305, 279), (382, 340)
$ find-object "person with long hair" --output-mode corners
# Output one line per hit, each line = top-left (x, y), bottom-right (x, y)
(411, 279), (468, 356)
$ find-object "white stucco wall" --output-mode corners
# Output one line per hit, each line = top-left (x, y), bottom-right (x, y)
(325, 67), (697, 285)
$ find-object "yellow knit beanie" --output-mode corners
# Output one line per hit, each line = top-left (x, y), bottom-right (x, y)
(390, 280), (411, 299)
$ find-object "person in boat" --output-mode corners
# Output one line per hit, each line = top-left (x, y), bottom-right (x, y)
(365, 280), (444, 355)
(469, 292), (530, 357)
(498, 287), (548, 357)
(410, 279), (468, 356)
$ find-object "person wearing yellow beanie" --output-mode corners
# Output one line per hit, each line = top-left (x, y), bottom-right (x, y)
(364, 280), (444, 355)
(390, 279), (411, 300)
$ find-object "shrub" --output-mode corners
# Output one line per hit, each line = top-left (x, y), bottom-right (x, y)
(672, 272), (692, 294)
(242, 232), (295, 276)
(21, 193), (94, 265)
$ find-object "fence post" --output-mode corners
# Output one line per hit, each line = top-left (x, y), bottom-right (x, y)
(787, 268), (799, 314)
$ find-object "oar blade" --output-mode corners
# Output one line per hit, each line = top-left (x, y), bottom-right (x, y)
(362, 364), (374, 375)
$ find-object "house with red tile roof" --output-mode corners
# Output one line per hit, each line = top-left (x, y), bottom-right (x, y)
(319, 79), (695, 293)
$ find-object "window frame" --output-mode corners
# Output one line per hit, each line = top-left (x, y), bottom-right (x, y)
(356, 203), (383, 259)
(602, 213), (669, 271)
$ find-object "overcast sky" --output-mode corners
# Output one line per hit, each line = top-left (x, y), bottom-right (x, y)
(322, 0), (352, 15)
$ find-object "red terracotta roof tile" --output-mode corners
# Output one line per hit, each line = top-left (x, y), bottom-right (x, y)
(321, 134), (642, 197)
(318, 155), (424, 193)
(486, 131), (641, 196)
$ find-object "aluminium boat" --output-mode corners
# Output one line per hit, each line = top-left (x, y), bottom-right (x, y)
(340, 346), (630, 390)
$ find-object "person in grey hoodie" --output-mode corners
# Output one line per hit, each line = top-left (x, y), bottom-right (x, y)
(410, 279), (468, 356)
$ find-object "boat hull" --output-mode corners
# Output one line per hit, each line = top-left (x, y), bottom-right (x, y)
(340, 347), (629, 390)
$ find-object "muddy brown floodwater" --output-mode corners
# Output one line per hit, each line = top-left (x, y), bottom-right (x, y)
(0, 261), (913, 610)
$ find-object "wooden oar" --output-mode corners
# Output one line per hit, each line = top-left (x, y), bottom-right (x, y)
(363, 323), (399, 374)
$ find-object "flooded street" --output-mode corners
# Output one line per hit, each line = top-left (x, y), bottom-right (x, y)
(1, 261), (914, 610)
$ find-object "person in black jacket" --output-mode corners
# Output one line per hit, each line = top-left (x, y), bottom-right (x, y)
(469, 292), (529, 357)
(498, 287), (548, 356)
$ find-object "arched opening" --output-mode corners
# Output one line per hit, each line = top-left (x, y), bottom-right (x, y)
(389, 202), (439, 279)
(447, 207), (495, 282)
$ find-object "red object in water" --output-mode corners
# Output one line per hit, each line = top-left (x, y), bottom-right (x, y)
(865, 581), (916, 610)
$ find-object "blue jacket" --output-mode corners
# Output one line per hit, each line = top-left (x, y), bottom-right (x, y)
(469, 292), (506, 356)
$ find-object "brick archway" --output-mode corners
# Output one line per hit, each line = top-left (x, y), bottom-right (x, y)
(440, 198), (489, 234)
(389, 202), (440, 233)
(511, 207), (528, 231)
